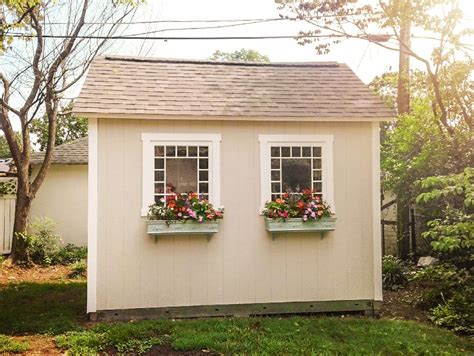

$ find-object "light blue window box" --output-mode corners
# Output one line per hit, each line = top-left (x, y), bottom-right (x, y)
(265, 217), (336, 239)
(147, 220), (220, 240)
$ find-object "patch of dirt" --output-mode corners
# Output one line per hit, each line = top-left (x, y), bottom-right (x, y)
(380, 283), (430, 323)
(13, 335), (62, 355)
(0, 261), (79, 285)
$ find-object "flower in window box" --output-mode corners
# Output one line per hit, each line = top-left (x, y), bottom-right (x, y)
(262, 190), (332, 222)
(148, 192), (224, 225)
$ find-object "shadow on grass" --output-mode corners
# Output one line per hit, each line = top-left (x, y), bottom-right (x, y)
(0, 281), (86, 335)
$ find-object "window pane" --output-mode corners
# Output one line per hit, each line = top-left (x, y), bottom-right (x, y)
(292, 147), (301, 157)
(313, 158), (322, 169)
(271, 194), (280, 201)
(199, 146), (208, 157)
(200, 193), (209, 200)
(271, 147), (280, 157)
(199, 182), (209, 194)
(313, 181), (323, 192)
(154, 146), (164, 157)
(282, 158), (311, 192)
(199, 158), (208, 169)
(271, 159), (280, 169)
(177, 146), (187, 157)
(166, 146), (176, 157)
(154, 158), (164, 170)
(302, 147), (311, 157)
(154, 170), (164, 182)
(166, 158), (197, 193)
(271, 182), (281, 193)
(313, 146), (322, 157)
(188, 146), (198, 157)
(271, 170), (280, 181)
(155, 183), (164, 194)
(313, 170), (322, 181)
(199, 170), (208, 181)
(281, 147), (290, 157)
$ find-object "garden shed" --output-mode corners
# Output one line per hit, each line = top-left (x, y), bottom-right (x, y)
(31, 137), (88, 246)
(75, 56), (394, 320)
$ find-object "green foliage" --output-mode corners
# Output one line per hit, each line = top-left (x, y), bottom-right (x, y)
(382, 255), (408, 290)
(0, 282), (86, 335)
(209, 49), (270, 62)
(30, 103), (88, 151)
(0, 334), (29, 353)
(416, 168), (473, 266)
(55, 317), (473, 355)
(412, 264), (473, 334)
(22, 217), (62, 266)
(51, 244), (87, 265)
(68, 260), (87, 279)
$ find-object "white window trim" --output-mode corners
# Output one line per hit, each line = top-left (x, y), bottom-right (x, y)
(141, 133), (221, 216)
(258, 134), (335, 213)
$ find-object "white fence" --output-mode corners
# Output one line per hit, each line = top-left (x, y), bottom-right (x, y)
(0, 178), (16, 254)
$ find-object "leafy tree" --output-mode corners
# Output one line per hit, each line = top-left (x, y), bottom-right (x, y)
(0, 0), (142, 263)
(276, 0), (472, 133)
(209, 49), (270, 62)
(0, 135), (11, 158)
(30, 103), (87, 151)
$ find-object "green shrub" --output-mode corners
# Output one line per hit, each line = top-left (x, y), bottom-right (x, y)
(52, 244), (87, 265)
(22, 217), (62, 265)
(382, 255), (408, 290)
(0, 335), (29, 353)
(68, 260), (87, 279)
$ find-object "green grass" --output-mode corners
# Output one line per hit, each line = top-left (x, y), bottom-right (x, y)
(0, 334), (29, 353)
(0, 281), (86, 335)
(55, 317), (474, 355)
(1, 281), (472, 354)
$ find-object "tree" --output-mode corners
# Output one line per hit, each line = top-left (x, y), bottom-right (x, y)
(31, 103), (87, 151)
(0, 135), (11, 158)
(0, 0), (142, 263)
(209, 49), (270, 62)
(276, 0), (472, 134)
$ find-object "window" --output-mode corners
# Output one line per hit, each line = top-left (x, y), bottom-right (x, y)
(142, 134), (221, 216)
(270, 145), (323, 201)
(153, 145), (209, 202)
(259, 135), (335, 211)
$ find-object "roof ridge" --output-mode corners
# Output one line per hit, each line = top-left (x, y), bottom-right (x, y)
(102, 55), (340, 68)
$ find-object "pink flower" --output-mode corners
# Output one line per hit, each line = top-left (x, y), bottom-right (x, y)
(311, 212), (316, 218)
(198, 216), (203, 223)
(303, 215), (308, 221)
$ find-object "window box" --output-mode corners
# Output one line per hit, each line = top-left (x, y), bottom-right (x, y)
(147, 220), (220, 236)
(264, 217), (336, 234)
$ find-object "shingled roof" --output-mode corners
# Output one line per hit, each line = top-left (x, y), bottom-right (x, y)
(74, 56), (394, 121)
(31, 137), (88, 165)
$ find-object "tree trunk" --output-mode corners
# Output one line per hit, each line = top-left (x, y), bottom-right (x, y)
(10, 184), (32, 263)
(396, 0), (412, 260)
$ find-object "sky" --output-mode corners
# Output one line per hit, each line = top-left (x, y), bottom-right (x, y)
(102, 0), (474, 84)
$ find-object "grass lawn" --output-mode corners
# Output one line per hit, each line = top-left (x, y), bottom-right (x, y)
(0, 278), (472, 354)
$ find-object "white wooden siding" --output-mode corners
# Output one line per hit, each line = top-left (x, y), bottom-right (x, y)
(95, 118), (377, 311)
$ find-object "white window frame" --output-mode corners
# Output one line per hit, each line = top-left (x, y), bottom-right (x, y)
(258, 134), (335, 213)
(141, 133), (221, 216)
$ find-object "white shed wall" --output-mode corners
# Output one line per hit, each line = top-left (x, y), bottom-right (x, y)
(31, 165), (88, 246)
(94, 118), (380, 311)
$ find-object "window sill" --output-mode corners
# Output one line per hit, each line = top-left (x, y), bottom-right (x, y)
(264, 217), (336, 234)
(146, 220), (220, 237)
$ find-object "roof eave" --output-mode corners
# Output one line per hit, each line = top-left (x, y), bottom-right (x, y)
(73, 111), (396, 122)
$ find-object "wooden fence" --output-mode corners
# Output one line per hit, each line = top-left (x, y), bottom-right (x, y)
(0, 178), (16, 254)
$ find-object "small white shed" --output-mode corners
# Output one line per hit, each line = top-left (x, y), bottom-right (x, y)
(75, 56), (394, 320)
(31, 137), (88, 246)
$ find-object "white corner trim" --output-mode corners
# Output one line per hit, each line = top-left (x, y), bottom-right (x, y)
(141, 133), (222, 216)
(258, 134), (335, 212)
(371, 122), (383, 301)
(87, 117), (98, 313)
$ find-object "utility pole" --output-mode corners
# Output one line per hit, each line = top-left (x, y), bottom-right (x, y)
(396, 0), (412, 260)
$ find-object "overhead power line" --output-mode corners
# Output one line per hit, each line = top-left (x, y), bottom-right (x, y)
(8, 33), (350, 40)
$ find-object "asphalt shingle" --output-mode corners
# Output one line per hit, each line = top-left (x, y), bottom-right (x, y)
(74, 56), (394, 120)
(31, 137), (88, 165)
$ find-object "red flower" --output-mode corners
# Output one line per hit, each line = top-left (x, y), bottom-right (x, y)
(296, 201), (305, 210)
